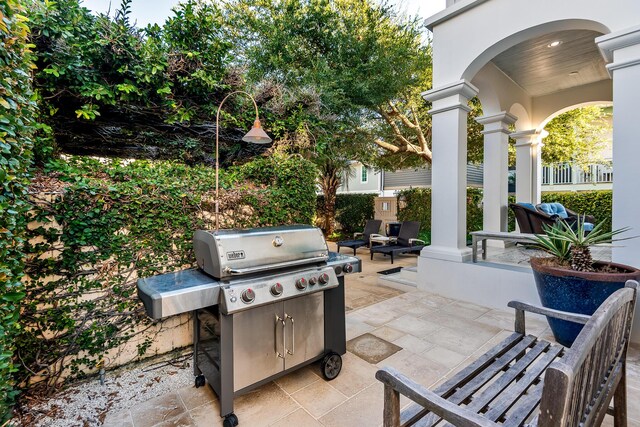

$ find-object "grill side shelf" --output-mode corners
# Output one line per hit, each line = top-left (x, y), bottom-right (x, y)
(137, 269), (221, 319)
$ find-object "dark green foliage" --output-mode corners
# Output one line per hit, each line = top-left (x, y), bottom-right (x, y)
(17, 154), (316, 393)
(541, 191), (612, 232)
(397, 188), (484, 236)
(26, 0), (257, 163)
(0, 0), (37, 419)
(334, 194), (376, 234)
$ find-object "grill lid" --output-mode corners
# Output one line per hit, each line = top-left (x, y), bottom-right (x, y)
(193, 225), (328, 279)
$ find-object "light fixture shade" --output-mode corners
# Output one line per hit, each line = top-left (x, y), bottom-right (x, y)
(242, 119), (272, 144)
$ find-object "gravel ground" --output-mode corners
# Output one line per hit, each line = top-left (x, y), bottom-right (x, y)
(14, 350), (194, 427)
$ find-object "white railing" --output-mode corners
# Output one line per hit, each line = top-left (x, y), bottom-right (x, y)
(542, 162), (613, 186)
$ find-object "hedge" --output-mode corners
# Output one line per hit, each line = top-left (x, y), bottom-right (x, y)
(17, 154), (317, 394)
(541, 191), (612, 232)
(0, 0), (37, 420)
(317, 193), (376, 235)
(400, 188), (613, 236)
(397, 188), (484, 236)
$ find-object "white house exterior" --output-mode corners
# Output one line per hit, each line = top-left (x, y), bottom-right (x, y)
(419, 0), (640, 341)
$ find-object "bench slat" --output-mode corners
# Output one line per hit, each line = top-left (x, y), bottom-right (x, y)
(411, 335), (537, 427)
(465, 340), (551, 413)
(399, 333), (524, 426)
(484, 344), (563, 422)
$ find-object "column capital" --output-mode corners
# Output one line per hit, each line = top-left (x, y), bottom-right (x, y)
(422, 79), (478, 103)
(596, 25), (640, 76)
(511, 129), (548, 147)
(476, 111), (518, 135)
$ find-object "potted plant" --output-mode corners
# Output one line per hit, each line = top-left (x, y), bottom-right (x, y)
(531, 218), (640, 346)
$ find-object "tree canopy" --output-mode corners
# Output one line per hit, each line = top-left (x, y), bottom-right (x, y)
(542, 106), (611, 165)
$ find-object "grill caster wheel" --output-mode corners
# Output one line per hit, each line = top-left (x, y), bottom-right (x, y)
(321, 352), (342, 380)
(223, 413), (239, 427)
(195, 374), (205, 388)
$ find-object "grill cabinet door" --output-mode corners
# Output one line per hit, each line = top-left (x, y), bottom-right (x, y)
(232, 302), (285, 391)
(284, 292), (324, 370)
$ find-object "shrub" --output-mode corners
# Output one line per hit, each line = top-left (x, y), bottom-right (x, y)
(335, 194), (376, 234)
(541, 191), (612, 232)
(397, 188), (484, 236)
(0, 0), (37, 419)
(17, 154), (316, 394)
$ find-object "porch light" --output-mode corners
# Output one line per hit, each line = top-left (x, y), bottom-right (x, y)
(547, 40), (562, 48)
(215, 91), (272, 230)
(242, 119), (271, 144)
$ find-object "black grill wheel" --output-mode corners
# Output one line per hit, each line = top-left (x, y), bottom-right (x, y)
(224, 413), (239, 427)
(321, 352), (342, 380)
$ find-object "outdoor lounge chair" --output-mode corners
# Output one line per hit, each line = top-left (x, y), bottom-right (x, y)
(336, 219), (382, 255)
(510, 202), (595, 234)
(369, 221), (425, 264)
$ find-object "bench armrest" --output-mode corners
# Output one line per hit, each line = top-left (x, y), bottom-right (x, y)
(507, 300), (591, 334)
(353, 232), (364, 239)
(376, 368), (496, 427)
(409, 238), (425, 246)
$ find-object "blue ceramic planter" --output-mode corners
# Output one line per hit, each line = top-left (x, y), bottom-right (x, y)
(531, 258), (640, 347)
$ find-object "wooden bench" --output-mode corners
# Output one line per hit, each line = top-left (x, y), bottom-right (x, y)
(376, 280), (639, 427)
(471, 231), (539, 263)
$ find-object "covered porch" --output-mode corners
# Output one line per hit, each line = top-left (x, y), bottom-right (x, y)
(418, 0), (640, 341)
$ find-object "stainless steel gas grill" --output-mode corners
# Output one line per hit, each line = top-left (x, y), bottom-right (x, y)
(137, 225), (360, 427)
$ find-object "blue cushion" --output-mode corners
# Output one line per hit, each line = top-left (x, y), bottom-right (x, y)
(516, 202), (536, 211)
(538, 202), (568, 219)
(584, 222), (594, 232)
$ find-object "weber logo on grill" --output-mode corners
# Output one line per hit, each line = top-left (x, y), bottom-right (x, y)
(226, 250), (246, 260)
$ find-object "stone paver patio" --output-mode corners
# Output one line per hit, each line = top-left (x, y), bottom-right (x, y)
(103, 243), (640, 427)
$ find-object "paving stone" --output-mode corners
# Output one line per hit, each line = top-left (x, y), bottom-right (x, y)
(291, 380), (347, 418)
(392, 334), (435, 354)
(347, 333), (403, 364)
(274, 366), (320, 394)
(386, 314), (441, 338)
(319, 382), (385, 427)
(177, 384), (216, 411)
(269, 408), (322, 426)
(130, 392), (186, 427)
(103, 409), (133, 427)
(439, 300), (491, 320)
(371, 325), (406, 342)
(154, 411), (196, 427)
(225, 382), (299, 427)
(422, 346), (467, 369)
(324, 352), (379, 397)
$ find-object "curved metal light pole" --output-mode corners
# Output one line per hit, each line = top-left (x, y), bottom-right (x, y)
(215, 91), (272, 231)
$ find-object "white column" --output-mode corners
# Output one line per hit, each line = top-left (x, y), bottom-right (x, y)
(476, 112), (517, 235)
(511, 129), (547, 205)
(421, 80), (478, 262)
(597, 25), (640, 267)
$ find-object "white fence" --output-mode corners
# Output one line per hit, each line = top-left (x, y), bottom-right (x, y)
(542, 162), (613, 186)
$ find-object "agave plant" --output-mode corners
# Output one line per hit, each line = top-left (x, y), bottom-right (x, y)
(534, 217), (632, 272)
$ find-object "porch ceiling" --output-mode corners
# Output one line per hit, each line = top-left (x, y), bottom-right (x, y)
(491, 29), (609, 97)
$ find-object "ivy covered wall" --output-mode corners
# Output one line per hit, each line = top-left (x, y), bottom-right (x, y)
(0, 0), (37, 420)
(17, 154), (316, 394)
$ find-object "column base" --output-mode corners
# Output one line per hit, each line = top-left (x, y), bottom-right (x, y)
(420, 245), (472, 263)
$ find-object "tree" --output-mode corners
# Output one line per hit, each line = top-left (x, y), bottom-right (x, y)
(542, 106), (611, 165)
(27, 0), (265, 164)
(225, 0), (450, 232)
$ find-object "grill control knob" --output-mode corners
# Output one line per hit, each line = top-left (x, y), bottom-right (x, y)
(241, 288), (255, 304)
(343, 263), (353, 273)
(308, 277), (317, 286)
(295, 278), (307, 290)
(334, 265), (343, 275)
(270, 282), (284, 296)
(318, 273), (330, 285)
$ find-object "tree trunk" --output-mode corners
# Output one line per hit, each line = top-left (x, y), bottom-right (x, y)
(319, 163), (341, 236)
